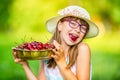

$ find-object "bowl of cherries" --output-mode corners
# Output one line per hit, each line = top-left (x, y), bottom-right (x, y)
(12, 41), (55, 60)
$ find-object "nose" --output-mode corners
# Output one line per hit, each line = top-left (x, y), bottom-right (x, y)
(74, 26), (80, 33)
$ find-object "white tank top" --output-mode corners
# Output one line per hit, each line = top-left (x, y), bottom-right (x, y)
(44, 59), (92, 80)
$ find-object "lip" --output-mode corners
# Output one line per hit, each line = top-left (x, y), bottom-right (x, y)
(69, 33), (79, 42)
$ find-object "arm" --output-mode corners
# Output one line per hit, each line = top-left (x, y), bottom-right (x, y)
(59, 43), (90, 80)
(76, 42), (91, 80)
(38, 61), (46, 80)
(57, 43), (91, 80)
(12, 50), (37, 80)
(56, 60), (77, 80)
(51, 40), (77, 80)
(14, 59), (46, 80)
(22, 62), (38, 80)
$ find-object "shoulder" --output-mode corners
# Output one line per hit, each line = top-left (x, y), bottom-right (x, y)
(77, 42), (90, 51)
(76, 42), (91, 80)
(77, 42), (91, 58)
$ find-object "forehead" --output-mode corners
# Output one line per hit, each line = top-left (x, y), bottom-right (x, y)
(60, 16), (86, 24)
(60, 16), (89, 26)
(62, 16), (80, 21)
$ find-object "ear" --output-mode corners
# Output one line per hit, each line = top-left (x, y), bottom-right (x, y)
(57, 21), (62, 31)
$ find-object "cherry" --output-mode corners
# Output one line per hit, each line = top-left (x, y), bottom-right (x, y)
(16, 41), (55, 50)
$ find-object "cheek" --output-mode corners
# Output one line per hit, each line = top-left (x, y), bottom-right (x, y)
(62, 22), (71, 29)
(60, 23), (71, 33)
(60, 27), (70, 40)
(80, 33), (85, 37)
(78, 34), (85, 41)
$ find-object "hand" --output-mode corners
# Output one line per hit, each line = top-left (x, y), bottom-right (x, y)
(12, 49), (28, 65)
(51, 40), (66, 65)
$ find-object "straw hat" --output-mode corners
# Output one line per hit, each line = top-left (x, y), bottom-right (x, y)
(46, 5), (99, 38)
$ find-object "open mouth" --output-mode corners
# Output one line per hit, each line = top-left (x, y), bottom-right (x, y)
(69, 33), (79, 42)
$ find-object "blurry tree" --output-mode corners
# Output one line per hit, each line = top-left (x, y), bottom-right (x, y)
(81, 0), (120, 31)
(0, 0), (120, 33)
(8, 0), (68, 33)
(0, 0), (13, 32)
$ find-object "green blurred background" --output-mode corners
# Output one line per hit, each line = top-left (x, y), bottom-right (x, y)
(0, 0), (120, 80)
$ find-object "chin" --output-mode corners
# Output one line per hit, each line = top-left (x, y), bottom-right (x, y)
(65, 40), (80, 46)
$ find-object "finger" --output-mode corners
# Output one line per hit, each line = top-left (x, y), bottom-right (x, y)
(12, 48), (15, 56)
(13, 51), (18, 59)
(12, 48), (14, 53)
(53, 40), (61, 50)
(52, 49), (60, 56)
(52, 47), (63, 54)
(51, 55), (58, 59)
(12, 51), (16, 59)
(52, 49), (57, 53)
(14, 58), (22, 63)
(59, 48), (63, 53)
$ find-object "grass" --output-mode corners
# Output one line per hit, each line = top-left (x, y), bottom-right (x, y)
(0, 32), (120, 80)
(92, 51), (120, 80)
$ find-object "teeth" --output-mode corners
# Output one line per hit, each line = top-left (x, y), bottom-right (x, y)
(69, 33), (79, 41)
(70, 33), (78, 38)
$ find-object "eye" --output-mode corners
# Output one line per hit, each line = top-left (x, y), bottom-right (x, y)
(81, 25), (87, 31)
(70, 21), (78, 27)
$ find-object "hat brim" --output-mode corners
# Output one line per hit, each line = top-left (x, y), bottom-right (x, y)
(46, 15), (99, 38)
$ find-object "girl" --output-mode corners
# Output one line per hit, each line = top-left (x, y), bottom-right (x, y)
(13, 5), (99, 80)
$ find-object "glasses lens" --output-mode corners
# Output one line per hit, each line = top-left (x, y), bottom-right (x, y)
(69, 20), (78, 28)
(68, 20), (88, 34)
(80, 25), (88, 33)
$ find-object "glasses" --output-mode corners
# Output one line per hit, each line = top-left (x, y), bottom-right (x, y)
(65, 20), (89, 34)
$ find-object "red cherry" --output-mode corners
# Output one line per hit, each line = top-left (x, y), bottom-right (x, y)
(43, 43), (55, 49)
(16, 41), (55, 50)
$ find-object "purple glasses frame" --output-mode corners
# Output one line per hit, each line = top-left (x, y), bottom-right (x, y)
(63, 19), (89, 34)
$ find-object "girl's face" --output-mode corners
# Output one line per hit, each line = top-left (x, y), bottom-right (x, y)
(58, 17), (89, 46)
